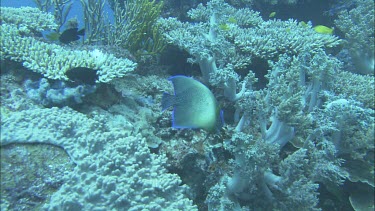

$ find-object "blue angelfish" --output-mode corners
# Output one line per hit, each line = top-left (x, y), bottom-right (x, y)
(162, 76), (224, 132)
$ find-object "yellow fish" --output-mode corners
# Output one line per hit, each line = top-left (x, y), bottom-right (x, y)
(219, 23), (230, 31)
(299, 21), (308, 27)
(228, 17), (237, 24)
(269, 12), (276, 18)
(313, 25), (334, 35)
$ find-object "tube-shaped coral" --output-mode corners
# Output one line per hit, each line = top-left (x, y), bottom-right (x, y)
(263, 115), (295, 148)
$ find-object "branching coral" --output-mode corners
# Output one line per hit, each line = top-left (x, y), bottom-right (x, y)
(159, 0), (262, 102)
(1, 1), (373, 210)
(334, 0), (375, 74)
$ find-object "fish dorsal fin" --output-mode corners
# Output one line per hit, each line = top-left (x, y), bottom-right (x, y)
(168, 76), (197, 95)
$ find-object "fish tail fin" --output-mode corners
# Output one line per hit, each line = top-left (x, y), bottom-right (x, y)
(77, 29), (85, 36)
(161, 92), (174, 111)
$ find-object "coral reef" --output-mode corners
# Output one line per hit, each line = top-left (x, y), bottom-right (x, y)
(158, 0), (340, 104)
(1, 1), (374, 210)
(228, 0), (307, 6)
(331, 71), (375, 109)
(157, 0), (374, 210)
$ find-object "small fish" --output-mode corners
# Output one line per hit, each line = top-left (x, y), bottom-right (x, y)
(299, 21), (308, 27)
(313, 25), (334, 35)
(65, 67), (98, 85)
(162, 76), (224, 132)
(59, 28), (85, 44)
(269, 12), (276, 18)
(228, 17), (237, 24)
(219, 23), (230, 31)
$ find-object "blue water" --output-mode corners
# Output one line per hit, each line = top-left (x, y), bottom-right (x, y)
(1, 0), (113, 29)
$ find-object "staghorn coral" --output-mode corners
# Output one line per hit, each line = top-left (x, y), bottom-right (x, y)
(1, 1), (373, 210)
(219, 50), (372, 209)
(158, 0), (263, 102)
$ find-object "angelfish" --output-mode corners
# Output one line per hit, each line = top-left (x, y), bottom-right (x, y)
(162, 76), (224, 132)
